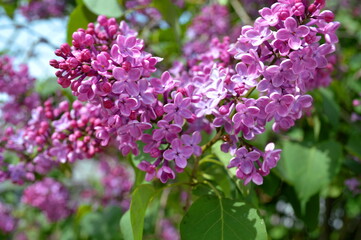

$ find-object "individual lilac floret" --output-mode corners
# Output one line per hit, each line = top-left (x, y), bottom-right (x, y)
(276, 17), (309, 50)
(261, 143), (282, 175)
(228, 147), (262, 185)
(181, 132), (202, 156)
(163, 93), (192, 125)
(163, 139), (193, 169)
(153, 120), (182, 142)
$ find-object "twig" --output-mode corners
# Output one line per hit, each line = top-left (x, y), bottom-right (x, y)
(230, 0), (252, 25)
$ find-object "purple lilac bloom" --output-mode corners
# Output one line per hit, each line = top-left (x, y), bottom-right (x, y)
(50, 0), (339, 185)
(0, 202), (17, 233)
(22, 178), (72, 222)
(20, 0), (66, 20)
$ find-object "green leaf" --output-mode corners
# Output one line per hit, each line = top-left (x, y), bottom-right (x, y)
(120, 211), (134, 240)
(212, 141), (235, 177)
(278, 141), (342, 205)
(130, 184), (156, 240)
(180, 196), (267, 240)
(284, 186), (319, 230)
(67, 3), (97, 44)
(151, 0), (182, 52)
(317, 140), (343, 178)
(347, 133), (361, 159)
(83, 0), (123, 18)
(79, 205), (123, 240)
(319, 88), (340, 127)
(0, 0), (18, 18)
(35, 77), (61, 97)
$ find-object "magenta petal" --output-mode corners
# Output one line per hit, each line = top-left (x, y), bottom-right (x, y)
(259, 7), (272, 17)
(236, 62), (247, 75)
(304, 58), (317, 69)
(113, 67), (126, 81)
(265, 102), (277, 113)
(152, 129), (164, 141)
(284, 17), (297, 31)
(288, 36), (301, 50)
(247, 151), (261, 161)
(241, 161), (254, 175)
(111, 45), (120, 58)
(296, 25), (310, 37)
(243, 117), (254, 128)
(161, 71), (170, 82)
(183, 146), (193, 158)
(125, 36), (136, 48)
(138, 161), (150, 171)
(272, 76), (284, 87)
(181, 134), (191, 144)
(248, 106), (260, 115)
(228, 157), (240, 168)
(112, 81), (124, 94)
(292, 61), (303, 74)
(163, 104), (175, 113)
(163, 149), (175, 160)
(193, 131), (201, 144)
(277, 105), (289, 117)
(174, 92), (183, 105)
(179, 109), (192, 119)
(245, 29), (259, 38)
(235, 147), (248, 158)
(281, 95), (294, 104)
(129, 68), (141, 80)
(252, 173), (263, 185)
(257, 79), (270, 92)
(175, 156), (187, 168)
(126, 82), (139, 96)
(276, 29), (291, 41)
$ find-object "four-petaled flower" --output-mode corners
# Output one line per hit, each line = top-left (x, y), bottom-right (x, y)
(163, 139), (193, 169)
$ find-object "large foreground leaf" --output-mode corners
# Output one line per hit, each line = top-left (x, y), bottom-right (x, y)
(180, 196), (267, 240)
(279, 141), (342, 205)
(130, 184), (155, 240)
(67, 4), (97, 44)
(83, 0), (123, 18)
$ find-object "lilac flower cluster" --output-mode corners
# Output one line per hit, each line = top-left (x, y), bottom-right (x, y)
(22, 178), (72, 222)
(0, 201), (17, 233)
(99, 157), (133, 209)
(220, 0), (339, 184)
(184, 4), (231, 57)
(51, 0), (338, 185)
(0, 100), (103, 185)
(20, 0), (66, 21)
(159, 219), (180, 240)
(0, 56), (39, 126)
(345, 177), (361, 195)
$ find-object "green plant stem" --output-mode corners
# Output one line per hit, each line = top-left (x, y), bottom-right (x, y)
(203, 180), (222, 199)
(230, 0), (252, 25)
(199, 158), (224, 167)
(201, 130), (223, 153)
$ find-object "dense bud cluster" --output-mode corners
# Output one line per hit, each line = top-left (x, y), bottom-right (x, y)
(0, 99), (103, 184)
